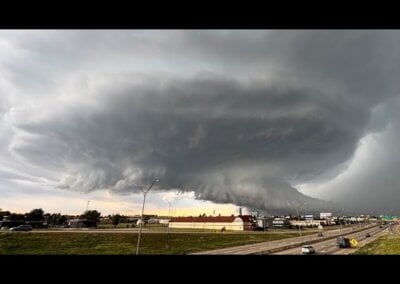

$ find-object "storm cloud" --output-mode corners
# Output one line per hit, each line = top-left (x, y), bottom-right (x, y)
(1, 30), (400, 213)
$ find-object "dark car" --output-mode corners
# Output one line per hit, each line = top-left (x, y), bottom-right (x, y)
(9, 225), (32, 231)
(365, 233), (371, 237)
(317, 232), (323, 237)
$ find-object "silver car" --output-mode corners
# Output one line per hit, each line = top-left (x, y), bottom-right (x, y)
(9, 225), (33, 231)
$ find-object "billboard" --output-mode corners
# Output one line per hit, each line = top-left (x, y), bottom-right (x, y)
(320, 212), (332, 219)
(305, 215), (314, 220)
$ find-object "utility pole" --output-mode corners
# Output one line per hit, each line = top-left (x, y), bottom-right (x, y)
(86, 200), (90, 212)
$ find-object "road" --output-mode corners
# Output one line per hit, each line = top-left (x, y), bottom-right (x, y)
(191, 223), (380, 255)
(272, 224), (388, 255)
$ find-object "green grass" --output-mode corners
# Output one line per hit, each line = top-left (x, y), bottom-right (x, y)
(0, 231), (312, 255)
(354, 235), (400, 255)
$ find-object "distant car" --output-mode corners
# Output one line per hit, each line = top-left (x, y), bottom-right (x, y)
(302, 245), (315, 254)
(9, 225), (32, 231)
(379, 225), (383, 228)
(365, 233), (371, 237)
(317, 232), (323, 237)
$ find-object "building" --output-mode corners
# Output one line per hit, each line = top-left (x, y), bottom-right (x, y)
(168, 215), (254, 231)
(157, 217), (171, 225)
(68, 219), (97, 228)
(272, 217), (290, 228)
(320, 212), (332, 219)
(304, 214), (314, 221)
(255, 216), (274, 230)
(291, 220), (322, 227)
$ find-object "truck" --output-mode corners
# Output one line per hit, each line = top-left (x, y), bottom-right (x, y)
(336, 236), (351, 248)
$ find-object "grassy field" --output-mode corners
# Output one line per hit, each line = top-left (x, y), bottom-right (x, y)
(354, 235), (400, 255)
(0, 231), (312, 255)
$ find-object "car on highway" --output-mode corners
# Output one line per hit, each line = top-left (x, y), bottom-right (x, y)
(9, 225), (32, 231)
(317, 232), (323, 237)
(301, 245), (315, 254)
(365, 233), (371, 237)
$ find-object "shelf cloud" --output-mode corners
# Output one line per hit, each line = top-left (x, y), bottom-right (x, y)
(1, 30), (400, 213)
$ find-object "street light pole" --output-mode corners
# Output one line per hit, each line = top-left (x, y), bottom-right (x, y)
(168, 201), (171, 235)
(136, 179), (160, 255)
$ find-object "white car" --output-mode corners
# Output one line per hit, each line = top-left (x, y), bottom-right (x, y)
(301, 245), (315, 254)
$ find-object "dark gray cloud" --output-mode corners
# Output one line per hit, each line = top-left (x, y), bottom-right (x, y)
(2, 30), (400, 213)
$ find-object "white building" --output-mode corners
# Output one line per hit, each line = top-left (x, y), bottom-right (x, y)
(291, 220), (321, 227)
(168, 216), (254, 231)
(320, 212), (332, 219)
(305, 214), (314, 221)
(273, 217), (290, 228)
(158, 217), (170, 225)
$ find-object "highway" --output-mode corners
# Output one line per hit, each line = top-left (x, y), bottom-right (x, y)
(191, 223), (380, 255)
(272, 224), (388, 255)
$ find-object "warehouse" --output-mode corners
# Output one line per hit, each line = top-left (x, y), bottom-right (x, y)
(169, 215), (254, 231)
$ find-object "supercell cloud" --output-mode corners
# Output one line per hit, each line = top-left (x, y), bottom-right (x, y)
(1, 30), (400, 213)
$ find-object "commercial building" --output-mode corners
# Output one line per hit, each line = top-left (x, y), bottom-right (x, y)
(272, 217), (290, 228)
(169, 215), (255, 231)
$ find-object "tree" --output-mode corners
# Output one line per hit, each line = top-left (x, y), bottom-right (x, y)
(111, 214), (121, 228)
(8, 213), (25, 221)
(47, 214), (68, 226)
(26, 209), (44, 221)
(81, 210), (101, 223)
(58, 215), (67, 226)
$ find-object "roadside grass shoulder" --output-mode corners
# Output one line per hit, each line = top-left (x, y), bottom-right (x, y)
(0, 231), (313, 255)
(354, 235), (400, 255)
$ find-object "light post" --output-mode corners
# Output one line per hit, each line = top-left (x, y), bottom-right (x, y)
(386, 209), (393, 230)
(340, 218), (343, 233)
(136, 179), (160, 255)
(339, 208), (345, 233)
(296, 202), (306, 246)
(168, 201), (171, 235)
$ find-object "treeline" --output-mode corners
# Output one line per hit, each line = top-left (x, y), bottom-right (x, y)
(0, 208), (102, 226)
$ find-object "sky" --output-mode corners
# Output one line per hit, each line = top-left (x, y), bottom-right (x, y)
(1, 30), (400, 216)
